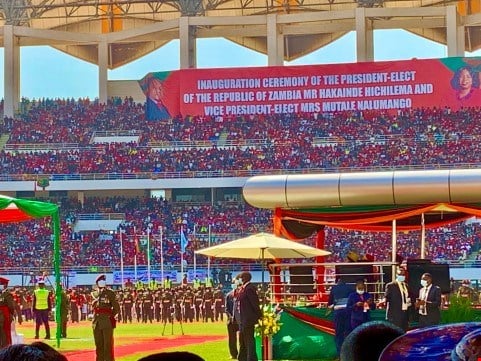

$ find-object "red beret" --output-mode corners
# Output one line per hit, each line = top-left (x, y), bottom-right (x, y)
(0, 277), (9, 286)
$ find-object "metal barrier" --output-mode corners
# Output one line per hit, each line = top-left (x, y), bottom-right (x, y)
(268, 261), (397, 307)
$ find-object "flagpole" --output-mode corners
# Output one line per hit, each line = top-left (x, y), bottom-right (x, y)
(160, 226), (164, 282)
(180, 225), (184, 277)
(134, 226), (137, 282)
(193, 224), (197, 278)
(207, 224), (211, 282)
(119, 229), (124, 289)
(147, 227), (151, 284)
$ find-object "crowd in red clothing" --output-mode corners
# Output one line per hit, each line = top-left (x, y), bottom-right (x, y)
(1, 101), (481, 175)
(0, 195), (479, 270)
(0, 100), (480, 269)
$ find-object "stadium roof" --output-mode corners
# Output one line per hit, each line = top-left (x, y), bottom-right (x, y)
(0, 0), (480, 68)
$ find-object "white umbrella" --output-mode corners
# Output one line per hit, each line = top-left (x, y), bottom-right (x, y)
(194, 232), (331, 260)
(195, 232), (331, 299)
(195, 232), (331, 361)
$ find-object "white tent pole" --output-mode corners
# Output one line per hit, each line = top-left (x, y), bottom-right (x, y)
(119, 230), (124, 289)
(160, 226), (164, 282)
(207, 224), (211, 282)
(421, 213), (426, 259)
(147, 227), (151, 283)
(391, 219), (397, 282)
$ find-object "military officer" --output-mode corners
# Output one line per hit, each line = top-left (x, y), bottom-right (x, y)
(91, 274), (120, 361)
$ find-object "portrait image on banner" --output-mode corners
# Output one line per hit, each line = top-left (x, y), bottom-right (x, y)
(139, 56), (481, 120)
(138, 71), (180, 120)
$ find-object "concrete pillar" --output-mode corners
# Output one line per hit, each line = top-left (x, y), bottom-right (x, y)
(447, 6), (465, 56)
(355, 8), (374, 62)
(98, 40), (109, 104)
(4, 25), (20, 117)
(267, 14), (284, 66)
(179, 17), (197, 69)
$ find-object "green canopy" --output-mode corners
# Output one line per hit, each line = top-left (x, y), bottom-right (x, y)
(0, 195), (61, 347)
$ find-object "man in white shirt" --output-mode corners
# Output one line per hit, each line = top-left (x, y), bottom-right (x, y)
(415, 273), (441, 327)
(384, 267), (411, 332)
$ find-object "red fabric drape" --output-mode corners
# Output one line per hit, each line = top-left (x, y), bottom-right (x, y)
(315, 228), (326, 295)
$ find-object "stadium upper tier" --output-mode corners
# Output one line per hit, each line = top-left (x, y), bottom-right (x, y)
(0, 0), (477, 69)
(2, 101), (481, 176)
(0, 195), (477, 270)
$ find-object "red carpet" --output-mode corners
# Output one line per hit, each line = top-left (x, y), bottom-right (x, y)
(63, 335), (226, 361)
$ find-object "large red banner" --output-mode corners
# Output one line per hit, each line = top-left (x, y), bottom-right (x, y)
(140, 57), (481, 119)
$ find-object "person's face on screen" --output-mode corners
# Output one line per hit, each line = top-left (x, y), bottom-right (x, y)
(148, 78), (164, 102)
(459, 68), (473, 91)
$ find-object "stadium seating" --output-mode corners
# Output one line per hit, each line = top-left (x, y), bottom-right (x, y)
(1, 100), (480, 269)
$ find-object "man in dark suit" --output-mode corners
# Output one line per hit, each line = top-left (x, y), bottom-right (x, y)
(415, 272), (441, 327)
(225, 278), (241, 359)
(236, 271), (262, 361)
(327, 277), (355, 356)
(384, 267), (412, 332)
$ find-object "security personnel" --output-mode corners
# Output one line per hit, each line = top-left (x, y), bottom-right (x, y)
(0, 277), (15, 348)
(33, 279), (51, 340)
(92, 274), (120, 361)
(163, 276), (172, 289)
(193, 276), (201, 290)
(135, 279), (144, 291)
(148, 278), (158, 291)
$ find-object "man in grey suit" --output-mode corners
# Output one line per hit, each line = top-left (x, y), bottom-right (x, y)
(237, 271), (262, 361)
(415, 273), (442, 327)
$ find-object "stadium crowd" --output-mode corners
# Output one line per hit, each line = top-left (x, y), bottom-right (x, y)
(0, 100), (480, 270)
(0, 195), (479, 270)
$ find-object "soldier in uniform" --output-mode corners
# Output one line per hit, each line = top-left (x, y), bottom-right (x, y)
(122, 290), (134, 323)
(174, 290), (183, 322)
(162, 290), (173, 324)
(457, 279), (476, 303)
(183, 289), (195, 323)
(69, 289), (80, 323)
(0, 277), (15, 348)
(213, 286), (225, 322)
(142, 290), (154, 323)
(91, 274), (120, 361)
(134, 290), (142, 323)
(194, 290), (203, 322)
(154, 290), (162, 322)
(203, 287), (214, 323)
(59, 285), (70, 338)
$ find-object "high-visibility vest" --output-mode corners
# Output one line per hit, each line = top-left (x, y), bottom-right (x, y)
(205, 277), (213, 288)
(163, 279), (172, 289)
(193, 279), (201, 289)
(34, 288), (49, 310)
(135, 281), (144, 290)
(148, 280), (158, 290)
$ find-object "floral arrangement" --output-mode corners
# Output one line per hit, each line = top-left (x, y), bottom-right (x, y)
(255, 305), (283, 337)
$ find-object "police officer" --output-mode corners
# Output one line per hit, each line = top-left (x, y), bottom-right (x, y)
(0, 277), (15, 348)
(33, 279), (51, 340)
(92, 274), (120, 361)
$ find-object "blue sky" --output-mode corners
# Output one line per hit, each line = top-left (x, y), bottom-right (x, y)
(4, 29), (480, 99)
